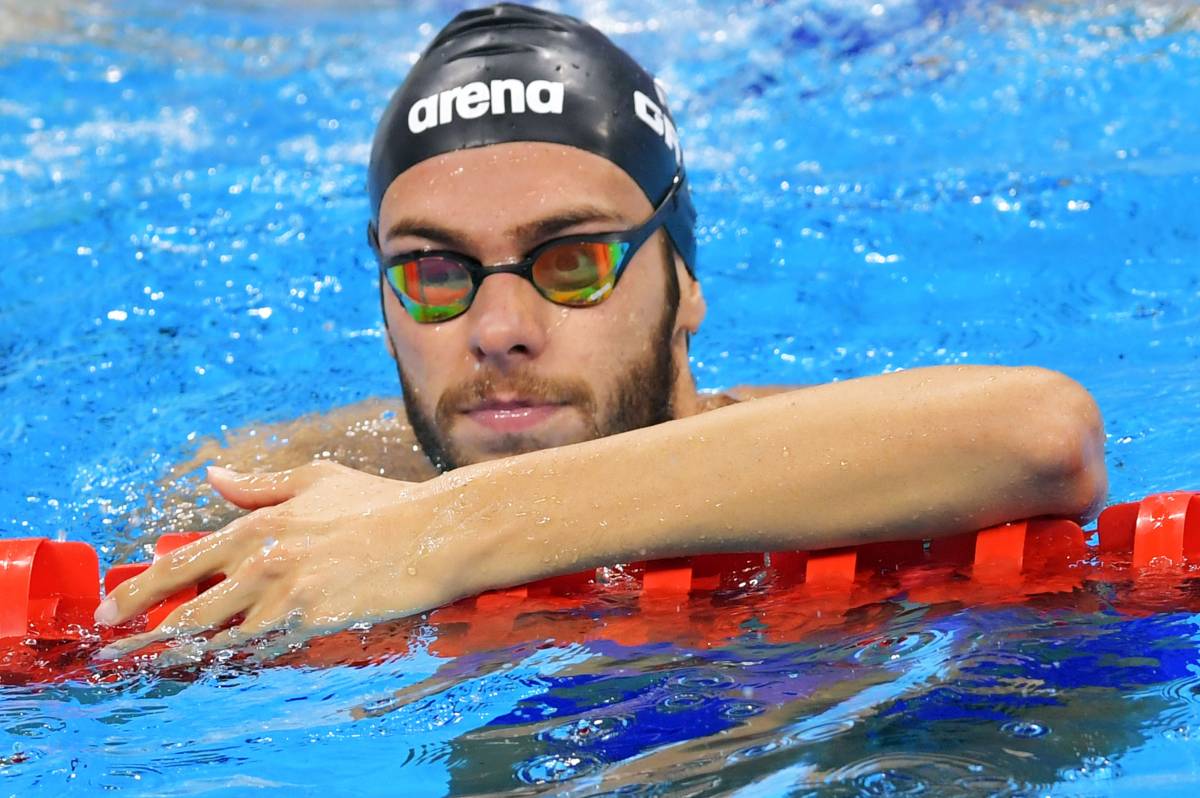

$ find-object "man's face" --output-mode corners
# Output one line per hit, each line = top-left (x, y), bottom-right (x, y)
(376, 142), (703, 470)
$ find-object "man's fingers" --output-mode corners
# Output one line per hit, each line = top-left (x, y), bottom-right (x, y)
(181, 604), (306, 663)
(196, 627), (243, 656)
(158, 575), (252, 633)
(94, 628), (180, 663)
(242, 613), (316, 663)
(206, 462), (333, 510)
(94, 522), (245, 626)
(94, 577), (254, 661)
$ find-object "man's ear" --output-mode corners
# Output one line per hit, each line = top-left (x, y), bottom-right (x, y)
(675, 256), (705, 335)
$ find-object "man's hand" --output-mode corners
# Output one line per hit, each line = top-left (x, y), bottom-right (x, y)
(93, 461), (473, 660)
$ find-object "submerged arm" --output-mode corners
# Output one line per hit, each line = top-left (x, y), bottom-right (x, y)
(97, 365), (1106, 645)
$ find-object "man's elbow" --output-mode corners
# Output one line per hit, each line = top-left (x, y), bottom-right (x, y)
(1014, 368), (1108, 522)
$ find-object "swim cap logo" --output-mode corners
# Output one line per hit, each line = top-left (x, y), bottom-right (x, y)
(407, 79), (565, 134)
(633, 90), (682, 167)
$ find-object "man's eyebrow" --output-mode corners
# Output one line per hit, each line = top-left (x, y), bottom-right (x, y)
(384, 206), (630, 251)
(510, 207), (630, 243)
(383, 220), (471, 250)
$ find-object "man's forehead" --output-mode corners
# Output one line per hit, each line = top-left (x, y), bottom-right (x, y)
(377, 142), (652, 251)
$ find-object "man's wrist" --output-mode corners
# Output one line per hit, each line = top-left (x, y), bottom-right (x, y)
(411, 465), (537, 599)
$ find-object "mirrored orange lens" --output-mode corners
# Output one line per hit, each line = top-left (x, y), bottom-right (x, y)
(532, 241), (628, 305)
(386, 256), (472, 322)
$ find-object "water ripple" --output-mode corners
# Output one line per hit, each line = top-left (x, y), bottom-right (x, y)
(849, 629), (953, 667)
(1000, 720), (1049, 739)
(656, 692), (711, 712)
(673, 670), (737, 691)
(538, 713), (634, 745)
(718, 700), (766, 720)
(824, 752), (1005, 796)
(514, 751), (605, 785)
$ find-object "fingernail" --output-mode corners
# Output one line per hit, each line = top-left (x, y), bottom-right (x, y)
(206, 465), (234, 479)
(94, 597), (119, 626)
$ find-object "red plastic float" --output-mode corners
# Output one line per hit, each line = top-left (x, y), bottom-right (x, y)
(1, 490), (1197, 682)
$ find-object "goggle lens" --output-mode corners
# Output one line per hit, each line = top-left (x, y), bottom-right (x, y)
(386, 256), (473, 323)
(532, 241), (629, 305)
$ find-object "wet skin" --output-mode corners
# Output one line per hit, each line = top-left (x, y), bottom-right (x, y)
(374, 143), (707, 469)
(93, 142), (1108, 659)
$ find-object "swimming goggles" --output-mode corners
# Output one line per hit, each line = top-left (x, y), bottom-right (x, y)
(379, 173), (684, 324)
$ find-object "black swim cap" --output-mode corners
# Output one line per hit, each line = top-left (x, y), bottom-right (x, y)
(367, 3), (697, 273)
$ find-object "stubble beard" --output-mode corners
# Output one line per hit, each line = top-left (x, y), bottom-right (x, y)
(396, 301), (679, 472)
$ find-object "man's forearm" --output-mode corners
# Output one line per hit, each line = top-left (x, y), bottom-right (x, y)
(448, 365), (1107, 595)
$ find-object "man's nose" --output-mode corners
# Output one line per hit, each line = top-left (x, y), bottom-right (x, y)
(466, 273), (550, 367)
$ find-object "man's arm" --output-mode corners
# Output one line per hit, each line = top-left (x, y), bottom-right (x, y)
(447, 364), (1105, 590)
(96, 365), (1105, 646)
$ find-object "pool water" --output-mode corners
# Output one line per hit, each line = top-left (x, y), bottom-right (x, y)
(2, 0), (1199, 794)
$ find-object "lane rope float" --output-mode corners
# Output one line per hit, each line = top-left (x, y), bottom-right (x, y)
(1, 490), (1196, 682)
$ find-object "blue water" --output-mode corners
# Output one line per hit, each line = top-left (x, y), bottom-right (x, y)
(1, 0), (1199, 794)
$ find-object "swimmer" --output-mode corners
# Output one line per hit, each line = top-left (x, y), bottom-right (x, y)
(94, 3), (1107, 655)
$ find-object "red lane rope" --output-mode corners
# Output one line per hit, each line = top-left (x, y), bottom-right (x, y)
(0, 490), (1196, 681)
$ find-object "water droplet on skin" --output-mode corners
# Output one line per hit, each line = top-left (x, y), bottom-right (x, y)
(406, 566), (417, 576)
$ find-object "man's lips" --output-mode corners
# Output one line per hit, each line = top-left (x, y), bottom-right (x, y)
(461, 398), (566, 433)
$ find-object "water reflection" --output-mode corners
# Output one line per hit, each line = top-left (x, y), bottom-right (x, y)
(303, 576), (1200, 794)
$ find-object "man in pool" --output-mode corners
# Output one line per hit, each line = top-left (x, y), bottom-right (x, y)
(95, 3), (1107, 652)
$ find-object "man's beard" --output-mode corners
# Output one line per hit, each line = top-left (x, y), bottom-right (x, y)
(395, 302), (678, 472)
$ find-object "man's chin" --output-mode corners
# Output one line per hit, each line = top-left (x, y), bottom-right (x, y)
(456, 438), (554, 465)
(448, 419), (593, 465)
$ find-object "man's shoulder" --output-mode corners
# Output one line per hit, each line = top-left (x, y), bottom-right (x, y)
(181, 397), (438, 483)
